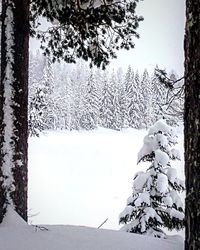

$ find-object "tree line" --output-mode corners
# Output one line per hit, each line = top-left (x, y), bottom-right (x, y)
(28, 52), (183, 136)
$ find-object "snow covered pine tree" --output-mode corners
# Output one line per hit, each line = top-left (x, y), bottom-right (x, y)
(119, 119), (184, 237)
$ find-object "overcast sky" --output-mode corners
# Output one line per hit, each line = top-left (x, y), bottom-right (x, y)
(109, 0), (185, 75)
(30, 0), (186, 75)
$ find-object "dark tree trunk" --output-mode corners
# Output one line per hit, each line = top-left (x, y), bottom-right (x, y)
(184, 0), (200, 249)
(0, 0), (30, 222)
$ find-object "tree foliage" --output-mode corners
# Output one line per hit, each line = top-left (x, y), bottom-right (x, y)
(119, 120), (185, 238)
(30, 0), (143, 69)
(28, 56), (183, 134)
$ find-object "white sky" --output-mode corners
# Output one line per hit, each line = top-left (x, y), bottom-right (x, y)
(30, 0), (186, 75)
(109, 0), (185, 75)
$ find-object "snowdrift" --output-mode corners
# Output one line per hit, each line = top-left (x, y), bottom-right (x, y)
(0, 208), (184, 250)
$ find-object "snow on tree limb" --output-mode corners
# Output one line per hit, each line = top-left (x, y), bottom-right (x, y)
(2, 0), (15, 208)
(119, 119), (184, 237)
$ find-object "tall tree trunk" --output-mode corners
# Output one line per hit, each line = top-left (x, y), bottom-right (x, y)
(184, 0), (200, 249)
(0, 0), (29, 222)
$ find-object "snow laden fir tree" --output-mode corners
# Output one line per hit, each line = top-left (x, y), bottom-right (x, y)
(119, 120), (184, 237)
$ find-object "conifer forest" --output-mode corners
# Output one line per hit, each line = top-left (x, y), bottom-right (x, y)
(29, 52), (184, 136)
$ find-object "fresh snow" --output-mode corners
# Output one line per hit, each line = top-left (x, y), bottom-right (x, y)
(2, 1), (16, 206)
(156, 173), (168, 194)
(28, 127), (184, 228)
(28, 127), (185, 235)
(155, 149), (169, 167)
(0, 127), (184, 249)
(28, 128), (148, 229)
(133, 172), (149, 192)
(0, 207), (184, 250)
(148, 119), (172, 136)
(134, 192), (150, 207)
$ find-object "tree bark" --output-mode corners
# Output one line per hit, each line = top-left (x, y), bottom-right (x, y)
(0, 0), (29, 222)
(184, 0), (200, 249)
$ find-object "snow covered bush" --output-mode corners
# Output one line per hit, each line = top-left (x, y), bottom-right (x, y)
(119, 119), (184, 238)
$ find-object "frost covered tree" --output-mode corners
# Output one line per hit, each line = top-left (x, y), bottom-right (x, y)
(100, 79), (115, 129)
(79, 71), (99, 130)
(109, 70), (123, 130)
(0, 0), (143, 223)
(151, 67), (166, 124)
(140, 69), (153, 128)
(29, 56), (55, 135)
(119, 119), (184, 237)
(153, 67), (183, 126)
(124, 66), (135, 128)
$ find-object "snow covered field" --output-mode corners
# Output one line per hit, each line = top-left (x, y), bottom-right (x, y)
(28, 127), (184, 231)
(0, 127), (185, 250)
(0, 207), (184, 250)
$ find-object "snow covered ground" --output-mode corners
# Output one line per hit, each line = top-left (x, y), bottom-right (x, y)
(0, 127), (184, 250)
(0, 207), (184, 250)
(28, 127), (185, 232)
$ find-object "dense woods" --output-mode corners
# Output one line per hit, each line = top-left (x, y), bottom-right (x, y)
(28, 53), (183, 135)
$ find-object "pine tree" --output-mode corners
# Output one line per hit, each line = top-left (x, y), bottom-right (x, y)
(69, 61), (90, 130)
(100, 74), (117, 130)
(119, 119), (184, 237)
(134, 70), (143, 128)
(124, 66), (135, 128)
(151, 66), (166, 124)
(162, 71), (184, 126)
(140, 69), (153, 128)
(116, 68), (129, 129)
(151, 67), (184, 127)
(118, 82), (129, 129)
(79, 70), (100, 130)
(28, 56), (55, 135)
(124, 66), (140, 128)
(109, 70), (123, 130)
(113, 83), (124, 130)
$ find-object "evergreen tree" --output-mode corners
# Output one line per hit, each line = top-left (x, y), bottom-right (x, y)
(119, 119), (184, 237)
(126, 68), (142, 129)
(100, 74), (117, 130)
(133, 70), (143, 128)
(152, 67), (183, 126)
(162, 72), (184, 126)
(80, 70), (100, 130)
(151, 67), (166, 124)
(115, 67), (129, 128)
(140, 69), (153, 128)
(40, 56), (55, 129)
(69, 61), (90, 130)
(118, 82), (129, 129)
(123, 66), (140, 128)
(113, 83), (124, 130)
(124, 66), (134, 127)
(28, 56), (55, 135)
(109, 70), (123, 130)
